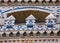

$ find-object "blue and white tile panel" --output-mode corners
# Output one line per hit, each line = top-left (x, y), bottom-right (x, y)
(0, 25), (58, 31)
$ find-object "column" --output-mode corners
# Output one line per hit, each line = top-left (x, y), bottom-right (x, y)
(39, 39), (42, 43)
(37, 40), (40, 43)
(2, 41), (4, 43)
(29, 40), (33, 43)
(17, 40), (20, 43)
(58, 39), (60, 43)
(20, 40), (22, 43)
(41, 39), (43, 43)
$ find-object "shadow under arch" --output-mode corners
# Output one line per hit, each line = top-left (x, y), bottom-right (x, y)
(50, 31), (54, 36)
(7, 10), (49, 24)
(36, 31), (40, 36)
(57, 31), (60, 36)
(2, 32), (6, 37)
(23, 32), (27, 36)
(16, 31), (20, 37)
(43, 31), (47, 36)
(9, 32), (14, 37)
(29, 31), (34, 36)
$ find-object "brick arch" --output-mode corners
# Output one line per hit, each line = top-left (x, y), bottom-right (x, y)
(2, 6), (52, 15)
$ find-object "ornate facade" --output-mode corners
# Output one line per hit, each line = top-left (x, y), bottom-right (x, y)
(0, 0), (60, 43)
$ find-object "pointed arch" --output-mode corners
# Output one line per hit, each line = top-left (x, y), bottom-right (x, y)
(14, 0), (18, 3)
(9, 32), (14, 37)
(43, 31), (47, 36)
(28, 0), (32, 3)
(57, 31), (60, 36)
(35, 0), (39, 3)
(36, 31), (40, 36)
(49, 0), (53, 3)
(21, 0), (25, 3)
(2, 32), (6, 37)
(16, 31), (20, 37)
(55, 0), (59, 3)
(29, 31), (34, 36)
(50, 31), (54, 36)
(42, 0), (46, 3)
(1, 0), (4, 3)
(23, 32), (27, 36)
(7, 0), (11, 3)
